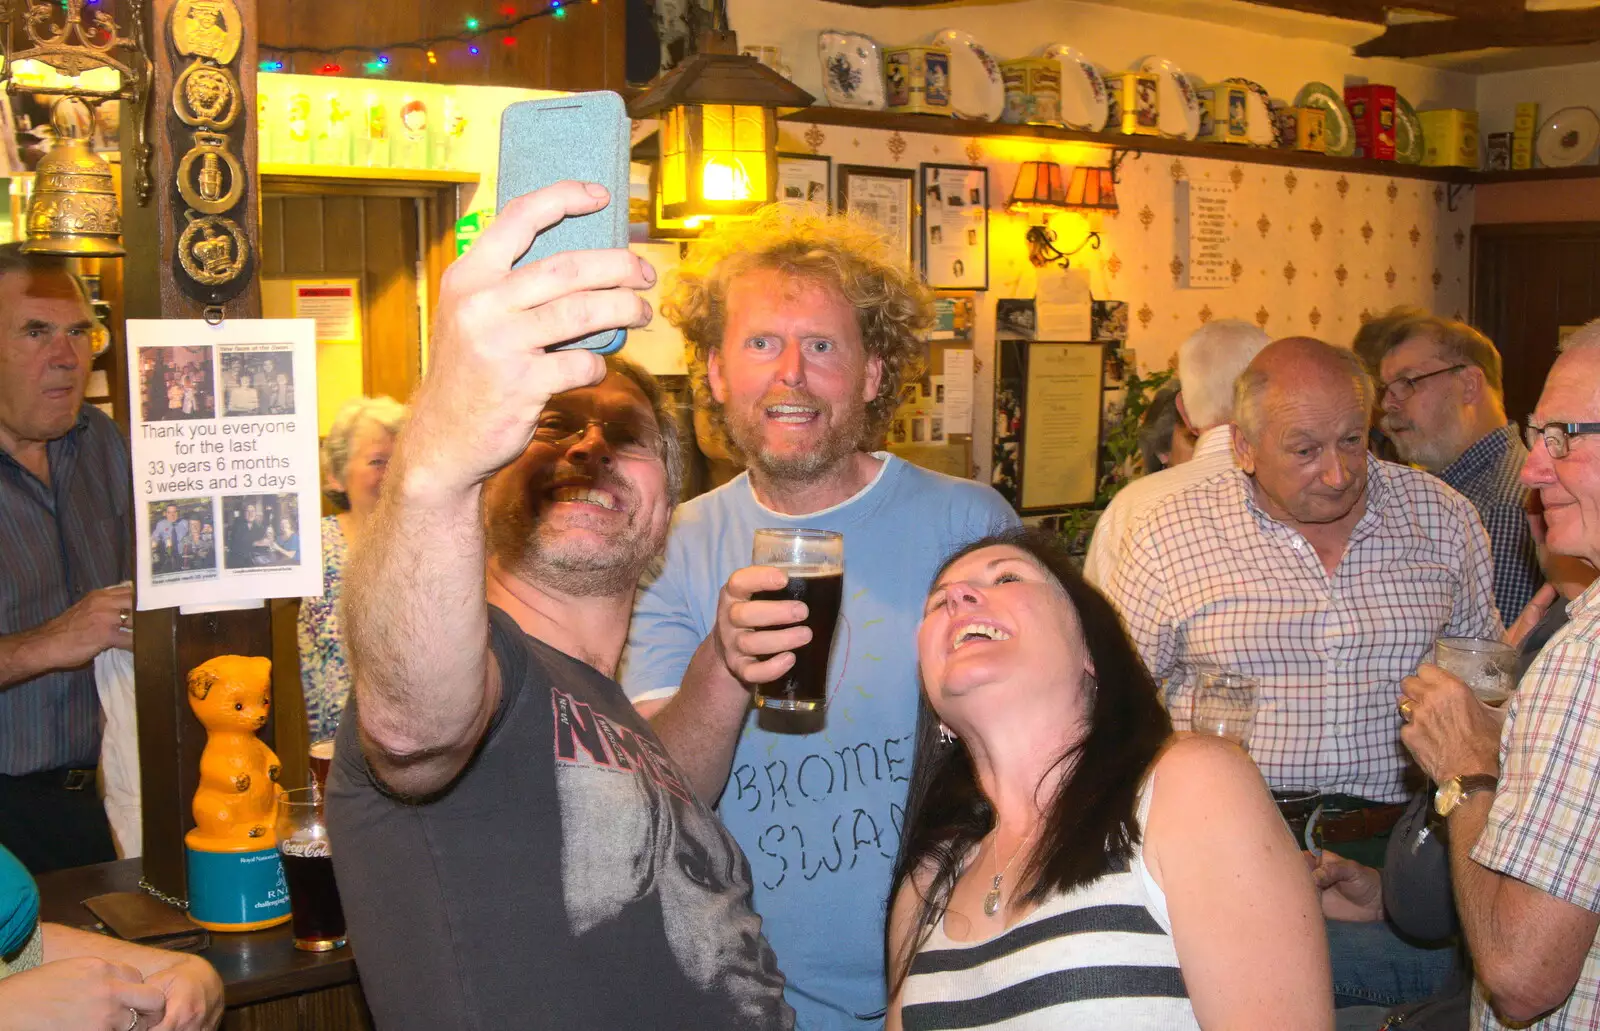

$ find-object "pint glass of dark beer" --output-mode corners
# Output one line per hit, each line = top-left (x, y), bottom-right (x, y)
(275, 787), (347, 952)
(751, 528), (843, 712)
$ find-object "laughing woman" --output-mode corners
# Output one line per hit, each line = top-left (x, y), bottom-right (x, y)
(886, 528), (1331, 1030)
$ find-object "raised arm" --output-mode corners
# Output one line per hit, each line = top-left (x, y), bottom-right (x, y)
(344, 182), (653, 798)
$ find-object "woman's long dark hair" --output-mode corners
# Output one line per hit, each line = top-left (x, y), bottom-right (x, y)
(886, 527), (1172, 994)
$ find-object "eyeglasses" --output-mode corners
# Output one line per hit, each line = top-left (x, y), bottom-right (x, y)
(1524, 420), (1600, 459)
(1380, 363), (1468, 402)
(532, 413), (661, 455)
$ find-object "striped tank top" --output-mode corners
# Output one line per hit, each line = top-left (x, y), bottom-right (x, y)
(899, 779), (1197, 1030)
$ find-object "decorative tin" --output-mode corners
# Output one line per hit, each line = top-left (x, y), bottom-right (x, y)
(1294, 106), (1327, 152)
(999, 58), (1061, 125)
(1197, 83), (1249, 144)
(1512, 102), (1538, 170)
(884, 44), (952, 116)
(1270, 100), (1297, 149)
(1419, 108), (1479, 167)
(1486, 132), (1512, 172)
(1345, 84), (1397, 161)
(1104, 71), (1160, 136)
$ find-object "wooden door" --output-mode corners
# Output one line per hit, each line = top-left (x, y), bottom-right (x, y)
(1472, 222), (1600, 424)
(259, 193), (424, 407)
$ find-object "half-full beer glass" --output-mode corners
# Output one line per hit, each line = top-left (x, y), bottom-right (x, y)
(275, 787), (347, 952)
(751, 528), (844, 712)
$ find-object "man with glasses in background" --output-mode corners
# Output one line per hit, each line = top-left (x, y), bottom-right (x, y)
(1372, 314), (1544, 627)
(1400, 322), (1600, 1029)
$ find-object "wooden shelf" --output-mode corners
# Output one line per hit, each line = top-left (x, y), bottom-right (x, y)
(1467, 165), (1600, 184)
(778, 106), (1464, 183)
(260, 164), (480, 199)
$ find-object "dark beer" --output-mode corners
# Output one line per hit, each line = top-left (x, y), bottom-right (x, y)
(308, 740), (334, 793)
(752, 567), (844, 711)
(279, 839), (347, 951)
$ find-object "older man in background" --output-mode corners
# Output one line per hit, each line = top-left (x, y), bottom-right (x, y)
(1401, 322), (1600, 1029)
(1374, 313), (1542, 626)
(1106, 337), (1499, 853)
(0, 245), (129, 874)
(1083, 318), (1269, 587)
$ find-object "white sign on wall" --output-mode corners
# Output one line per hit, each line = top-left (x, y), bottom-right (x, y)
(1177, 180), (1233, 289)
(128, 319), (323, 611)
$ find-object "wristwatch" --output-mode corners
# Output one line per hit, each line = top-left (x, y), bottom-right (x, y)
(1435, 774), (1498, 817)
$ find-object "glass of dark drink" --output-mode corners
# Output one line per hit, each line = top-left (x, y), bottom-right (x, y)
(750, 528), (844, 712)
(275, 787), (347, 952)
(308, 739), (334, 795)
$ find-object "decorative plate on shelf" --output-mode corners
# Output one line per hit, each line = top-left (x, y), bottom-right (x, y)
(1294, 82), (1356, 158)
(1224, 77), (1276, 146)
(1394, 93), (1424, 165)
(1139, 55), (1201, 140)
(1042, 43), (1107, 132)
(1536, 106), (1600, 168)
(817, 31), (886, 110)
(933, 28), (1006, 121)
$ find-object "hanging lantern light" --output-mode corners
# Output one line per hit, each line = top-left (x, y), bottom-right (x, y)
(628, 44), (814, 224)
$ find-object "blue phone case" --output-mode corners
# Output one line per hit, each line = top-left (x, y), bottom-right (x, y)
(496, 91), (631, 354)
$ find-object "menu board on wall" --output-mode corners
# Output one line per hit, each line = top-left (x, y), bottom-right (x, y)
(1178, 180), (1233, 289)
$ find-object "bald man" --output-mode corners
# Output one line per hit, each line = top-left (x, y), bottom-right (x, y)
(1105, 338), (1500, 850)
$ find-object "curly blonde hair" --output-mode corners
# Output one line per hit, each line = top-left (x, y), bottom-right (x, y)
(662, 204), (933, 445)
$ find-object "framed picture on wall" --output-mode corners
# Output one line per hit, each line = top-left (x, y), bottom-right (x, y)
(919, 164), (988, 291)
(837, 164), (915, 263)
(777, 153), (833, 209)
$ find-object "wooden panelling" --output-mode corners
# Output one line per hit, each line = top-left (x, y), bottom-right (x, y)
(1471, 222), (1600, 424)
(257, 0), (624, 91)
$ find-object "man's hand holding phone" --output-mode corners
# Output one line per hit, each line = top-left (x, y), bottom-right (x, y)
(401, 181), (656, 499)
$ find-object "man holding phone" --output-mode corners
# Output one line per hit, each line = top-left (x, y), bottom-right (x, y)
(328, 182), (794, 1030)
(622, 206), (1017, 1028)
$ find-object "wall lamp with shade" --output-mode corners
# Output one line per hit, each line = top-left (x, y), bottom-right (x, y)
(627, 43), (814, 227)
(1008, 160), (1118, 269)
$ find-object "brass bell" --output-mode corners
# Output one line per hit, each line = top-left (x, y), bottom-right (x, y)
(22, 99), (124, 257)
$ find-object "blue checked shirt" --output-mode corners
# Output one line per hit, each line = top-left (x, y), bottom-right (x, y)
(1438, 424), (1543, 629)
(0, 407), (131, 775)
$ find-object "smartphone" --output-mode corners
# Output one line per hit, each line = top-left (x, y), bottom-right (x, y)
(496, 91), (632, 354)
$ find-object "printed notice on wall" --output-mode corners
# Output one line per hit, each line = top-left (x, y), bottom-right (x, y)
(1178, 180), (1232, 289)
(291, 279), (360, 344)
(127, 319), (323, 611)
(1020, 342), (1102, 510)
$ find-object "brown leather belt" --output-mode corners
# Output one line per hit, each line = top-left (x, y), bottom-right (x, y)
(1319, 803), (1406, 844)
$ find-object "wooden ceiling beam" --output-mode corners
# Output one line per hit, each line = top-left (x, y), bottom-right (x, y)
(1354, 8), (1600, 57)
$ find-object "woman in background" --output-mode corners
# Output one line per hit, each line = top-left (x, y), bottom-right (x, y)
(298, 396), (407, 743)
(886, 528), (1330, 1030)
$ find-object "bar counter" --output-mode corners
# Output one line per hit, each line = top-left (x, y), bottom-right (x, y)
(36, 859), (373, 1029)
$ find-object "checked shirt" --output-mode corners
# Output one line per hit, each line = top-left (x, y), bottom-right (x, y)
(1472, 580), (1600, 1030)
(1106, 456), (1501, 803)
(1438, 424), (1543, 630)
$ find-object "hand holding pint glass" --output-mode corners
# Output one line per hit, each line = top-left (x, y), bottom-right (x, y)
(748, 529), (844, 712)
(276, 787), (348, 952)
(1432, 637), (1516, 706)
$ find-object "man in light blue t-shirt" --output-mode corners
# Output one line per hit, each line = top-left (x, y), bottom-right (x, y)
(623, 207), (1017, 1029)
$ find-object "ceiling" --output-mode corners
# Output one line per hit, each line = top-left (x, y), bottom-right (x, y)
(1068, 0), (1600, 70)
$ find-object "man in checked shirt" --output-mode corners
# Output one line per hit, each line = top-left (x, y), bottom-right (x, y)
(1104, 336), (1501, 1010)
(1401, 323), (1600, 1029)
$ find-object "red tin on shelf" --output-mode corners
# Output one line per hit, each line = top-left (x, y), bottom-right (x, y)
(1345, 84), (1397, 161)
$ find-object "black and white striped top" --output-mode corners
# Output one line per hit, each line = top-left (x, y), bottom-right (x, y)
(899, 780), (1196, 1030)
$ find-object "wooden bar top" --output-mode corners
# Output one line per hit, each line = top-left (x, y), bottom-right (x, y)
(35, 859), (361, 1008)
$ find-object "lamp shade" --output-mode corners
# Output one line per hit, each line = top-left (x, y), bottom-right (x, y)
(1063, 166), (1119, 214)
(1008, 160), (1066, 211)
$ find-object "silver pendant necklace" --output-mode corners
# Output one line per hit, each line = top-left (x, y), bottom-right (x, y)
(983, 823), (1041, 917)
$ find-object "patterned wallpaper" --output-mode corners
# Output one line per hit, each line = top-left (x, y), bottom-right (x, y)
(776, 119), (1476, 478)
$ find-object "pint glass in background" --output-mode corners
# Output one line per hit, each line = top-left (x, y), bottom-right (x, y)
(1433, 637), (1517, 705)
(1191, 669), (1258, 749)
(308, 739), (334, 795)
(751, 528), (844, 712)
(275, 787), (348, 952)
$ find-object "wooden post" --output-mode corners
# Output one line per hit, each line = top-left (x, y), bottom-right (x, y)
(123, 0), (272, 901)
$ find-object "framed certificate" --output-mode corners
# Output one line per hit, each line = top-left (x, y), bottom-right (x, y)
(837, 164), (915, 264)
(919, 164), (988, 290)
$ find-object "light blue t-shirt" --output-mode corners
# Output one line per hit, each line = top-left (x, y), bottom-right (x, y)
(622, 454), (1018, 1029)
